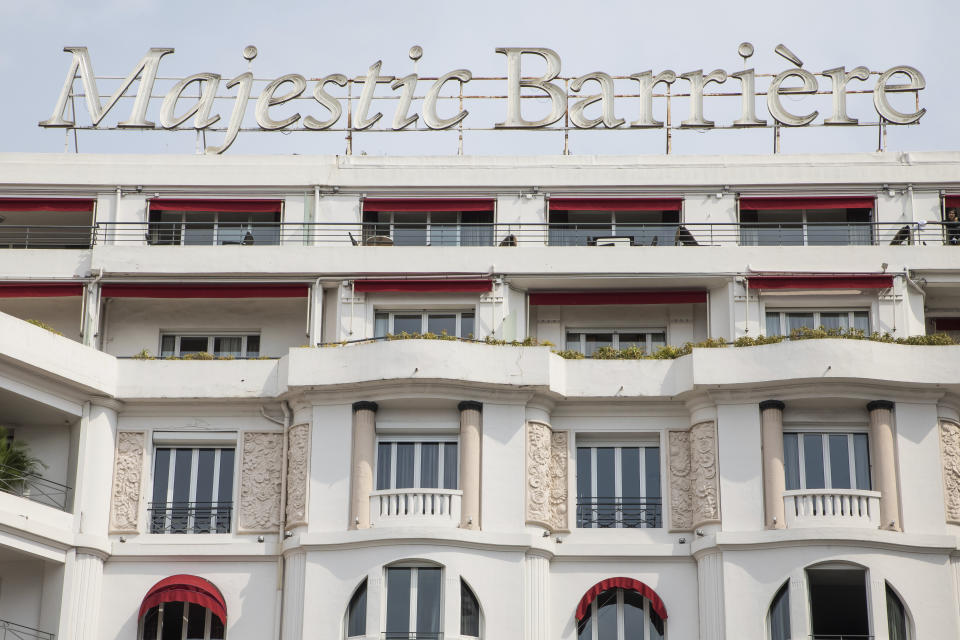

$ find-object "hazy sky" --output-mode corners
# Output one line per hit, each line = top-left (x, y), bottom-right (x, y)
(0, 0), (955, 157)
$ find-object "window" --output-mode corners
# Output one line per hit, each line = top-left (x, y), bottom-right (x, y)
(784, 432), (870, 491)
(141, 602), (225, 640)
(385, 566), (442, 639)
(548, 210), (679, 247)
(807, 565), (869, 640)
(376, 440), (458, 490)
(375, 311), (475, 339)
(740, 207), (872, 246)
(577, 587), (664, 640)
(886, 583), (909, 640)
(363, 210), (494, 246)
(149, 210), (281, 246)
(765, 310), (869, 336)
(768, 582), (790, 640)
(565, 329), (666, 357)
(345, 579), (367, 639)
(461, 580), (481, 638)
(160, 334), (260, 358)
(150, 447), (235, 533)
(577, 445), (661, 528)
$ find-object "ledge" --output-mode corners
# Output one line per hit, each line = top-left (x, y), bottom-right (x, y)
(690, 528), (959, 557)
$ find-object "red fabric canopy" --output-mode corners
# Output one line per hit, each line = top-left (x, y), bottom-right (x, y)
(549, 198), (682, 212)
(149, 199), (282, 213)
(362, 199), (495, 212)
(0, 198), (95, 212)
(353, 278), (492, 293)
(749, 275), (893, 290)
(944, 196), (960, 209)
(139, 575), (226, 625)
(575, 578), (667, 621)
(101, 283), (308, 298)
(0, 283), (83, 297)
(530, 290), (706, 305)
(739, 196), (874, 211)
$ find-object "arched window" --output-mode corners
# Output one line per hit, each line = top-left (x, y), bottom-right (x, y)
(768, 582), (790, 640)
(345, 579), (367, 639)
(138, 575), (226, 640)
(461, 579), (482, 638)
(575, 578), (666, 640)
(886, 583), (909, 640)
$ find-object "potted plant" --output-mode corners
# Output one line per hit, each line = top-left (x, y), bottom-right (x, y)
(0, 426), (46, 495)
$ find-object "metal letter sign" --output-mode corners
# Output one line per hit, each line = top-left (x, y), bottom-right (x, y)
(39, 44), (926, 155)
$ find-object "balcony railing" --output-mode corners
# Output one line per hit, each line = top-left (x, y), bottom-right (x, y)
(783, 489), (881, 529)
(0, 465), (71, 511)
(148, 501), (232, 534)
(88, 220), (960, 247)
(0, 619), (55, 640)
(381, 633), (443, 640)
(369, 488), (462, 528)
(576, 497), (663, 529)
(0, 225), (94, 249)
(810, 635), (874, 639)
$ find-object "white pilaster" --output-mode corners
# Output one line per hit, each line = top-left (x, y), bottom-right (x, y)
(697, 552), (725, 640)
(57, 550), (104, 640)
(523, 552), (549, 640)
(281, 551), (306, 640)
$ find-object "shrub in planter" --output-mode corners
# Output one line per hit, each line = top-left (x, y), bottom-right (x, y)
(0, 426), (46, 491)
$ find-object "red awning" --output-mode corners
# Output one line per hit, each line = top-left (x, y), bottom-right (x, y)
(530, 290), (706, 305)
(749, 275), (893, 290)
(549, 198), (682, 212)
(139, 575), (226, 625)
(934, 318), (960, 331)
(0, 198), (95, 212)
(363, 199), (495, 212)
(101, 283), (308, 298)
(0, 283), (84, 297)
(739, 196), (875, 210)
(944, 196), (960, 209)
(353, 278), (492, 293)
(149, 199), (282, 213)
(575, 578), (667, 621)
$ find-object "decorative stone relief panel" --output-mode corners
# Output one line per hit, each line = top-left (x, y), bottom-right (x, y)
(238, 431), (283, 532)
(940, 420), (960, 523)
(668, 422), (720, 531)
(109, 431), (145, 533)
(285, 423), (310, 527)
(525, 421), (569, 531)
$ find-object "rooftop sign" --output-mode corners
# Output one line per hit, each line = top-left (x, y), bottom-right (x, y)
(39, 44), (926, 155)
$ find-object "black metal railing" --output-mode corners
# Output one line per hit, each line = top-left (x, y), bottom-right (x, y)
(380, 633), (443, 640)
(0, 464), (71, 511)
(0, 225), (94, 248)
(576, 497), (663, 528)
(0, 619), (55, 640)
(148, 501), (232, 534)
(811, 635), (874, 639)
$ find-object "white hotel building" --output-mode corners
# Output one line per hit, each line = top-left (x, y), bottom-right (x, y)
(0, 150), (959, 640)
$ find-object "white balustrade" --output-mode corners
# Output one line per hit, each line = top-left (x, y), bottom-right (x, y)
(369, 488), (462, 528)
(782, 489), (881, 529)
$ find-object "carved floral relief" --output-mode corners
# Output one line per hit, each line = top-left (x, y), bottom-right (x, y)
(110, 431), (145, 533)
(668, 422), (720, 530)
(238, 431), (283, 532)
(940, 421), (960, 523)
(526, 421), (569, 531)
(668, 431), (693, 531)
(285, 423), (310, 527)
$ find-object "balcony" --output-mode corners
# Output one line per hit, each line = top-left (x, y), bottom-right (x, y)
(0, 619), (54, 640)
(0, 465), (71, 511)
(783, 489), (880, 529)
(148, 502), (233, 534)
(369, 489), (462, 528)
(576, 497), (663, 529)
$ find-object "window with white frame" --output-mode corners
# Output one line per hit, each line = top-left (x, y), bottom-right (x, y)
(363, 210), (494, 246)
(577, 587), (665, 640)
(150, 443), (235, 534)
(548, 209), (680, 247)
(160, 333), (260, 358)
(375, 311), (475, 339)
(345, 579), (367, 639)
(576, 443), (662, 528)
(384, 566), (443, 639)
(140, 601), (225, 640)
(740, 207), (873, 246)
(565, 329), (666, 357)
(783, 432), (871, 491)
(376, 439), (458, 490)
(148, 210), (281, 246)
(765, 310), (869, 336)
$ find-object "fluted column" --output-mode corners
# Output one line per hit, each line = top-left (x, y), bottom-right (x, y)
(349, 401), (378, 529)
(868, 400), (901, 530)
(760, 400), (786, 529)
(523, 552), (550, 640)
(697, 552), (725, 640)
(57, 550), (105, 640)
(281, 551), (306, 640)
(458, 401), (483, 530)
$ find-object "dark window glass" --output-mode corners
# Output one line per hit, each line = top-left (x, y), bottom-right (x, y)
(596, 447), (615, 526)
(246, 335), (260, 358)
(385, 568), (411, 635)
(376, 443), (392, 491)
(416, 567), (442, 634)
(596, 589), (617, 640)
(766, 312), (781, 336)
(443, 443), (458, 490)
(829, 434), (851, 489)
(460, 313), (475, 339)
(783, 434), (801, 491)
(623, 589), (646, 640)
(427, 314), (457, 337)
(393, 314), (422, 335)
(179, 337), (209, 355)
(461, 580), (481, 637)
(194, 449), (215, 533)
(142, 607), (160, 640)
(160, 601), (184, 640)
(394, 213), (428, 246)
(420, 443), (439, 489)
(210, 613), (224, 640)
(854, 434), (871, 490)
(160, 335), (176, 358)
(396, 443), (415, 488)
(577, 447), (592, 528)
(585, 333), (613, 357)
(185, 603), (206, 640)
(347, 580), (367, 638)
(769, 583), (790, 640)
(217, 449), (234, 533)
(645, 447), (661, 499)
(803, 434), (825, 489)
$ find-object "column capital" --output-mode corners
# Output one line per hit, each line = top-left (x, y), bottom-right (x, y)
(867, 400), (895, 412)
(458, 400), (483, 413)
(352, 401), (379, 413)
(759, 400), (786, 411)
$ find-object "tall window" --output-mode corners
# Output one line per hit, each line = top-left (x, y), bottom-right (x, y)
(577, 444), (661, 528)
(765, 310), (869, 336)
(150, 447), (235, 533)
(345, 579), (367, 639)
(149, 210), (281, 246)
(376, 440), (458, 491)
(461, 580), (481, 639)
(141, 602), (225, 640)
(565, 329), (666, 357)
(886, 583), (909, 640)
(385, 566), (442, 639)
(375, 311), (475, 338)
(807, 565), (869, 639)
(549, 210), (679, 246)
(740, 207), (872, 246)
(768, 582), (790, 640)
(577, 588), (664, 640)
(160, 334), (261, 358)
(363, 211), (494, 246)
(783, 432), (871, 491)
